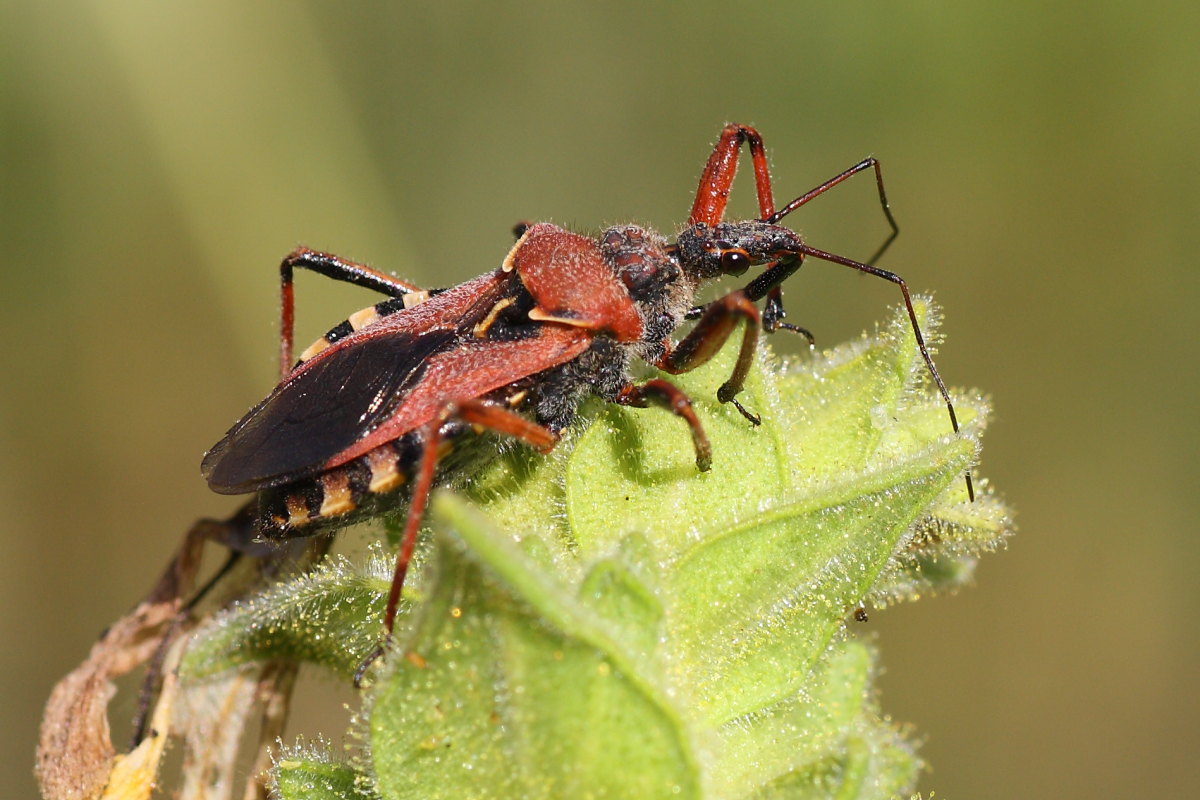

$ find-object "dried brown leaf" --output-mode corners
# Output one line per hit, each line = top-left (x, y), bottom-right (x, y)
(36, 529), (204, 799)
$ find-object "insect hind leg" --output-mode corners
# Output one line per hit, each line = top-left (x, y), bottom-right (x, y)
(132, 500), (329, 745)
(355, 400), (558, 686)
(279, 248), (431, 377)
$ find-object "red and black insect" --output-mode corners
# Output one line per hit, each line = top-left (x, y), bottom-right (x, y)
(201, 123), (971, 668)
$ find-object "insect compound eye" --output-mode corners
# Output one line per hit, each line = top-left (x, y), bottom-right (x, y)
(718, 248), (751, 276)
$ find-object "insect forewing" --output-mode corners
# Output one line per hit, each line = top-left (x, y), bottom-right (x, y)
(202, 328), (456, 493)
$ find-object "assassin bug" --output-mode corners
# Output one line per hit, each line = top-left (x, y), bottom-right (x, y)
(201, 123), (972, 673)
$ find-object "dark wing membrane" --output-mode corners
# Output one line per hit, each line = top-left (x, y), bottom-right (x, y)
(202, 328), (456, 493)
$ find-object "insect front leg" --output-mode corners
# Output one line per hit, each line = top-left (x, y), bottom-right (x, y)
(684, 256), (814, 344)
(687, 123), (813, 339)
(688, 123), (776, 227)
(613, 378), (712, 471)
(657, 291), (762, 425)
(278, 248), (432, 377)
(739, 255), (805, 335)
(355, 400), (558, 685)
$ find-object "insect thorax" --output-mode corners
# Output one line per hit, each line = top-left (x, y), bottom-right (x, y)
(598, 224), (696, 360)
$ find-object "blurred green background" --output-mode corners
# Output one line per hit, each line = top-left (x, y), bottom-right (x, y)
(4, 1), (1197, 797)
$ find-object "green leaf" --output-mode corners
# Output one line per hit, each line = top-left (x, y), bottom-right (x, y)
(181, 550), (393, 681)
(179, 300), (1011, 799)
(716, 641), (920, 799)
(272, 746), (379, 800)
(871, 491), (1012, 603)
(368, 495), (698, 799)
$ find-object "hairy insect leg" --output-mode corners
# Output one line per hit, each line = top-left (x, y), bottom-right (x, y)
(279, 248), (430, 377)
(684, 256), (813, 342)
(382, 402), (557, 633)
(769, 316), (816, 346)
(131, 501), (334, 744)
(355, 401), (559, 685)
(795, 243), (975, 501)
(689, 123), (776, 227)
(658, 291), (762, 424)
(735, 255), (804, 336)
(614, 378), (712, 471)
(129, 501), (264, 745)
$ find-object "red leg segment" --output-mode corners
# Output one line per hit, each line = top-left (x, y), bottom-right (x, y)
(688, 124), (776, 227)
(658, 291), (762, 424)
(688, 129), (902, 343)
(614, 379), (712, 471)
(383, 400), (557, 631)
(355, 399), (560, 685)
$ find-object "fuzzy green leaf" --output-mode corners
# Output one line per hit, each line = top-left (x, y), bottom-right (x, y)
(272, 747), (379, 800)
(368, 496), (697, 799)
(180, 301), (1010, 799)
(181, 551), (393, 681)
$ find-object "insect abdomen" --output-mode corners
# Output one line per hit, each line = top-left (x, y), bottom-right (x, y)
(254, 419), (493, 536)
(259, 436), (420, 534)
(295, 294), (426, 364)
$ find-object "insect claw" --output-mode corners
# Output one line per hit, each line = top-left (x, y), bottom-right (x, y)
(773, 322), (816, 348)
(717, 382), (761, 426)
(729, 396), (761, 426)
(353, 642), (386, 688)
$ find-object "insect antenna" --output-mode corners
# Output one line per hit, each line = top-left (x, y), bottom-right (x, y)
(767, 157), (900, 266)
(793, 242), (975, 502)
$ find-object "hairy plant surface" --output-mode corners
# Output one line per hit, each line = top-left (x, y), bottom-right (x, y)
(182, 300), (1010, 799)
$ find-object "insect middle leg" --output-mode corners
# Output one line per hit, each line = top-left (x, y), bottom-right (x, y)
(658, 291), (762, 424)
(613, 378), (712, 471)
(278, 248), (432, 376)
